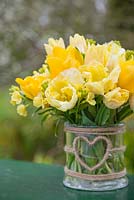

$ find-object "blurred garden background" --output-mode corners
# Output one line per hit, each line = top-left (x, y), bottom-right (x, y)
(0, 0), (134, 173)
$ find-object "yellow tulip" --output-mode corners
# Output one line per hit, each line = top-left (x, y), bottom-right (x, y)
(45, 75), (78, 111)
(118, 60), (134, 93)
(16, 75), (46, 99)
(85, 42), (125, 71)
(44, 37), (65, 55)
(106, 41), (125, 70)
(80, 63), (108, 95)
(46, 45), (83, 78)
(86, 82), (104, 95)
(102, 66), (121, 93)
(85, 44), (108, 67)
(69, 34), (87, 54)
(61, 68), (84, 90)
(81, 61), (121, 95)
(103, 87), (129, 109)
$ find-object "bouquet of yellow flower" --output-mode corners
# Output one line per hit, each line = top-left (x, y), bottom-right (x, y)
(10, 34), (134, 126)
(10, 34), (134, 191)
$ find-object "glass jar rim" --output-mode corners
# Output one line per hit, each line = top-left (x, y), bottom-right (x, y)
(64, 122), (126, 134)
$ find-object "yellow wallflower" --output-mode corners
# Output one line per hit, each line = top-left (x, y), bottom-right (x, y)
(10, 91), (22, 105)
(45, 75), (78, 111)
(16, 75), (46, 99)
(33, 94), (43, 108)
(69, 34), (87, 54)
(118, 60), (134, 93)
(86, 92), (96, 106)
(33, 94), (48, 108)
(44, 37), (65, 55)
(46, 45), (83, 78)
(17, 104), (27, 117)
(103, 87), (129, 109)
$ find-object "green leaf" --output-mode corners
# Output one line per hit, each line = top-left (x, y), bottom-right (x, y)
(81, 111), (96, 126)
(34, 106), (42, 113)
(108, 109), (116, 124)
(100, 108), (111, 125)
(41, 113), (51, 126)
(95, 104), (111, 126)
(117, 104), (133, 122)
(79, 102), (89, 111)
(95, 104), (104, 124)
(83, 107), (94, 121)
(95, 95), (103, 104)
(38, 107), (54, 115)
(54, 118), (62, 136)
(88, 104), (96, 119)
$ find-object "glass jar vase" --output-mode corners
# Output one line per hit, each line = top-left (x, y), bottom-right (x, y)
(63, 123), (128, 191)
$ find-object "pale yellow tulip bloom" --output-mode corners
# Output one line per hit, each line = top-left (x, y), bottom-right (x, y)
(45, 75), (78, 111)
(69, 34), (88, 54)
(44, 37), (65, 55)
(103, 87), (129, 109)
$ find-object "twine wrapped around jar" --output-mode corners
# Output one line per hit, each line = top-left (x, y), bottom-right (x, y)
(63, 123), (128, 191)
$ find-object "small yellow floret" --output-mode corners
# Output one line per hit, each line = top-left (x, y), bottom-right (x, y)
(10, 91), (22, 105)
(17, 104), (27, 117)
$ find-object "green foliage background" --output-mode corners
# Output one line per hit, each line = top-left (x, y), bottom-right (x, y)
(0, 0), (134, 172)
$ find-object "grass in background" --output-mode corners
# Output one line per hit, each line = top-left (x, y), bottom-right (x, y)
(0, 88), (65, 164)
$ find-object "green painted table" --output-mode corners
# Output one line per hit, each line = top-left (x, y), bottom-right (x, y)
(0, 160), (133, 200)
